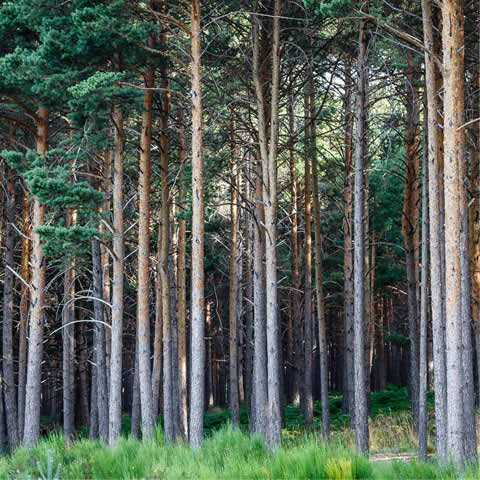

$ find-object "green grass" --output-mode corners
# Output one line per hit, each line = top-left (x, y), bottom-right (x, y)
(0, 426), (475, 479)
(0, 387), (471, 479)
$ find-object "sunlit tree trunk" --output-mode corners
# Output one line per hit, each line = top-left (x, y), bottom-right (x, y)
(176, 107), (188, 441)
(442, 0), (465, 461)
(23, 106), (48, 447)
(108, 104), (125, 446)
(189, 0), (206, 449)
(137, 59), (156, 439)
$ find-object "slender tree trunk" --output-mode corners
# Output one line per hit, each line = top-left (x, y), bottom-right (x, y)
(108, 105), (125, 446)
(288, 96), (301, 405)
(253, 156), (267, 438)
(353, 15), (369, 454)
(0, 383), (6, 455)
(152, 227), (163, 420)
(402, 52), (420, 426)
(92, 230), (109, 442)
(309, 79), (329, 440)
(252, 0), (282, 449)
(3, 159), (19, 451)
(245, 174), (254, 411)
(418, 119), (429, 461)
(90, 365), (99, 439)
(343, 62), (355, 420)
(18, 192), (30, 440)
(189, 0), (206, 449)
(460, 75), (476, 463)
(131, 343), (141, 439)
(77, 323), (90, 427)
(93, 245), (108, 438)
(63, 208), (76, 444)
(421, 0), (448, 459)
(176, 108), (188, 442)
(159, 52), (175, 443)
(137, 60), (156, 440)
(442, 0), (465, 461)
(303, 91), (314, 427)
(23, 106), (48, 447)
(89, 157), (109, 443)
(376, 298), (386, 391)
(229, 114), (240, 427)
(168, 225), (180, 439)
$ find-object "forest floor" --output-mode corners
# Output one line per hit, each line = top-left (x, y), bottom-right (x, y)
(0, 386), (478, 479)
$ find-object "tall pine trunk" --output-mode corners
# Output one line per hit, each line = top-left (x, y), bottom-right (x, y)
(160, 52), (175, 443)
(353, 15), (369, 454)
(343, 61), (355, 419)
(63, 207), (76, 443)
(229, 114), (240, 427)
(189, 0), (206, 449)
(137, 61), (156, 439)
(18, 191), (30, 440)
(252, 0), (282, 449)
(303, 91), (314, 427)
(421, 0), (447, 458)
(108, 105), (125, 446)
(442, 0), (465, 461)
(288, 96), (301, 405)
(23, 106), (48, 447)
(309, 79), (329, 440)
(176, 108), (188, 441)
(418, 118), (429, 460)
(402, 52), (420, 426)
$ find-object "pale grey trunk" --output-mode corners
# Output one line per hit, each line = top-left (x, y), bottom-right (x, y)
(92, 238), (109, 442)
(253, 160), (267, 439)
(343, 62), (355, 421)
(168, 228), (180, 439)
(459, 100), (476, 460)
(63, 254), (75, 442)
(229, 117), (240, 427)
(421, 0), (448, 458)
(353, 16), (369, 454)
(89, 366), (99, 439)
(309, 77), (329, 440)
(189, 0), (206, 449)
(108, 106), (125, 446)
